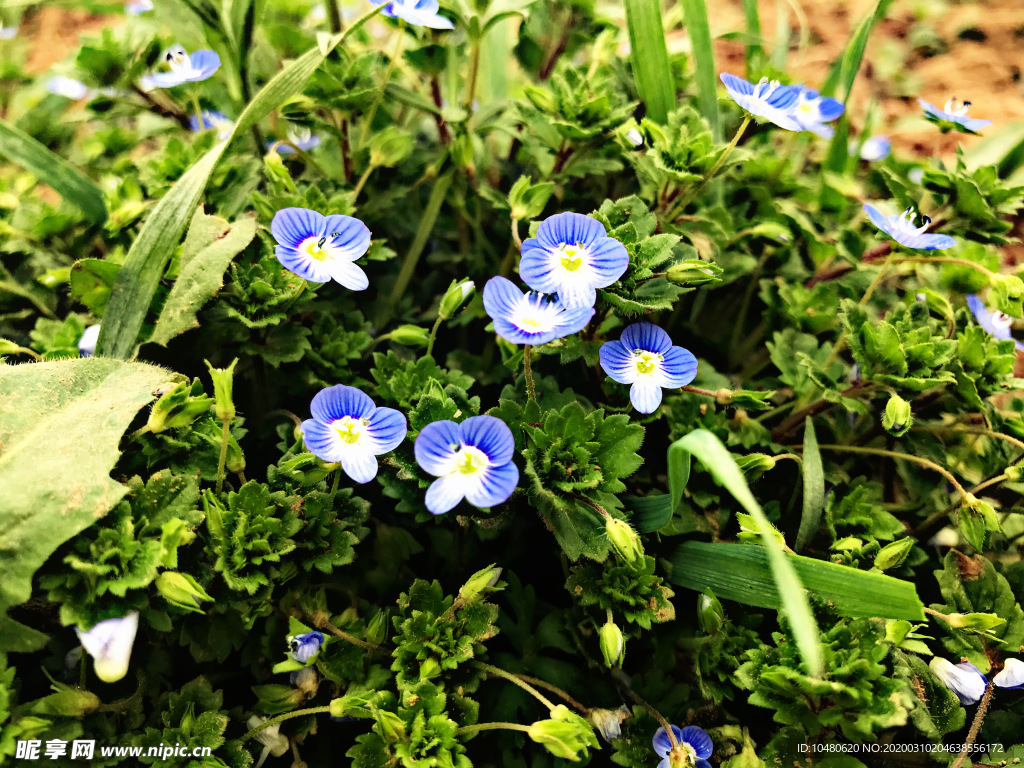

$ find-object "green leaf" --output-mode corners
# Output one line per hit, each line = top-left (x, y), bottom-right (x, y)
(795, 417), (824, 551)
(69, 258), (120, 316)
(742, 0), (763, 76)
(667, 435), (691, 515)
(625, 494), (673, 533)
(672, 429), (823, 676)
(149, 208), (257, 347)
(0, 119), (107, 224)
(623, 0), (675, 124)
(680, 0), (720, 139)
(0, 358), (171, 651)
(670, 541), (927, 620)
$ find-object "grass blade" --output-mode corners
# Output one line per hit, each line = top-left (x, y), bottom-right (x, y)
(670, 541), (926, 621)
(674, 429), (823, 676)
(680, 0), (719, 140)
(623, 0), (675, 124)
(0, 120), (107, 224)
(795, 416), (825, 551)
(741, 0), (763, 78)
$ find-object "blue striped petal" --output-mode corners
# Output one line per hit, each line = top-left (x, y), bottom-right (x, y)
(322, 214), (371, 260)
(482, 276), (523, 320)
(630, 380), (663, 413)
(720, 73), (753, 98)
(587, 237), (630, 284)
(310, 384), (375, 422)
(817, 96), (845, 121)
(342, 451), (378, 484)
(554, 304), (595, 337)
(425, 475), (468, 515)
(145, 71), (189, 88)
(364, 407), (407, 453)
(275, 246), (332, 283)
(536, 212), (607, 249)
(909, 233), (956, 250)
(464, 461), (519, 508)
(414, 420), (462, 476)
(190, 50), (221, 79)
(325, 260), (369, 291)
(599, 340), (636, 384)
(680, 726), (713, 759)
(518, 244), (561, 294)
(652, 725), (684, 758)
(272, 207), (325, 249)
(301, 418), (345, 462)
(659, 346), (699, 387)
(863, 204), (891, 234)
(620, 322), (671, 354)
(459, 415), (514, 465)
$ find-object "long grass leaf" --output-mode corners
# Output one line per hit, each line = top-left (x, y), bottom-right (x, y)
(741, 0), (763, 77)
(623, 0), (675, 124)
(680, 0), (719, 139)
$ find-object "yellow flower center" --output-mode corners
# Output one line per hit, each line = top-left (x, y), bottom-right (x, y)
(634, 351), (662, 375)
(301, 236), (330, 262)
(456, 446), (489, 475)
(559, 244), (583, 272)
(334, 416), (365, 444)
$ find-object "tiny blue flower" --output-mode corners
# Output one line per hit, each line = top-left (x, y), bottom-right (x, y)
(919, 97), (992, 135)
(863, 204), (956, 250)
(994, 658), (1024, 690)
(273, 125), (322, 154)
(599, 323), (698, 414)
(370, 0), (454, 30)
(929, 657), (987, 705)
(519, 212), (629, 309)
(414, 415), (519, 515)
(0, 22), (16, 40)
(142, 45), (221, 89)
(301, 385), (406, 483)
(482, 276), (594, 345)
(79, 324), (100, 357)
(856, 135), (891, 162)
(125, 0), (153, 13)
(967, 294), (1024, 351)
(653, 725), (713, 768)
(720, 73), (802, 131)
(790, 87), (845, 138)
(270, 207), (372, 289)
(190, 110), (234, 141)
(75, 612), (139, 683)
(288, 631), (325, 663)
(47, 76), (89, 100)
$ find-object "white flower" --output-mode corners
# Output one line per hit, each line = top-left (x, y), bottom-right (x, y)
(75, 612), (139, 683)
(994, 658), (1024, 690)
(79, 324), (100, 357)
(247, 715), (290, 768)
(929, 657), (987, 704)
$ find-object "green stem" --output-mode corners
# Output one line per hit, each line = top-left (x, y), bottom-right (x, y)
(314, 615), (382, 652)
(241, 707), (331, 742)
(917, 424), (1024, 452)
(325, 0), (343, 33)
(190, 92), (205, 130)
(464, 36), (482, 109)
(360, 22), (405, 149)
(624, 688), (679, 750)
(950, 679), (995, 768)
(822, 252), (896, 369)
(215, 418), (230, 494)
(815, 443), (968, 499)
(523, 345), (536, 401)
(425, 315), (444, 357)
(668, 114), (751, 220)
(514, 674), (588, 713)
(474, 662), (556, 710)
(352, 163), (376, 200)
(327, 469), (341, 506)
(456, 722), (533, 736)
(893, 255), (1000, 279)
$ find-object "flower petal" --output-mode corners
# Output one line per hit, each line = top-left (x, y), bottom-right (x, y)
(586, 237), (630, 285)
(554, 304), (595, 337)
(414, 420), (463, 476)
(272, 207), (325, 249)
(322, 214), (372, 260)
(464, 461), (519, 508)
(619, 322), (672, 354)
(301, 419), (345, 462)
(364, 407), (407, 454)
(658, 346), (699, 387)
(326, 260), (370, 291)
(518, 244), (561, 295)
(189, 49), (221, 78)
(483, 276), (524, 321)
(679, 726), (713, 760)
(342, 451), (378, 483)
(630, 380), (664, 413)
(310, 384), (375, 422)
(994, 658), (1024, 689)
(425, 474), (469, 515)
(651, 725), (684, 758)
(75, 612), (139, 683)
(275, 246), (332, 283)
(537, 212), (607, 249)
(599, 340), (637, 384)
(458, 415), (515, 465)
(863, 204), (892, 234)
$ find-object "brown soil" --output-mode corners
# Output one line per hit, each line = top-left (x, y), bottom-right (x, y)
(19, 6), (115, 75)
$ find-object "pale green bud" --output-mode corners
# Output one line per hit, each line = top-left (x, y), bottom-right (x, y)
(439, 279), (476, 320)
(605, 518), (643, 564)
(375, 710), (407, 743)
(882, 393), (912, 437)
(0, 338), (22, 355)
(155, 571), (214, 613)
(458, 563), (503, 605)
(368, 126), (413, 168)
(599, 620), (625, 668)
(697, 589), (725, 636)
(527, 705), (599, 761)
(390, 324), (430, 348)
(205, 358), (238, 422)
(945, 612), (1006, 630)
(874, 537), (914, 570)
(666, 259), (723, 286)
(147, 380), (212, 433)
(365, 609), (388, 645)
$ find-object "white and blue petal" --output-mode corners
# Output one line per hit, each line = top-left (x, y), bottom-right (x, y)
(414, 420), (463, 476)
(920, 98), (992, 134)
(78, 324), (100, 357)
(275, 246), (333, 283)
(321, 214), (372, 261)
(620, 322), (672, 354)
(325, 260), (369, 291)
(536, 212), (607, 250)
(363, 407), (407, 453)
(425, 474), (469, 515)
(598, 340), (637, 384)
(553, 303), (595, 337)
(459, 415), (515, 465)
(311, 384), (375, 423)
(341, 451), (378, 484)
(994, 658), (1024, 690)
(190, 50), (221, 79)
(658, 346), (699, 388)
(464, 462), (519, 509)
(652, 725), (684, 758)
(301, 419), (346, 462)
(373, 0), (454, 29)
(272, 207), (325, 249)
(587, 236), (630, 283)
(125, 0), (153, 13)
(629, 380), (664, 413)
(288, 631), (324, 663)
(483, 276), (591, 345)
(75, 612), (139, 683)
(929, 657), (988, 705)
(720, 73), (802, 131)
(48, 76), (89, 100)
(680, 726), (713, 760)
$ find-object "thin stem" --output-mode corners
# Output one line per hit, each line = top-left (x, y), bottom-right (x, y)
(822, 252), (896, 369)
(523, 345), (536, 401)
(190, 92), (205, 130)
(241, 707), (331, 742)
(425, 315), (444, 357)
(918, 424), (1024, 453)
(9, 345), (41, 360)
(215, 418), (231, 494)
(351, 163), (375, 201)
(325, 0), (342, 33)
(951, 679), (995, 768)
(815, 443), (968, 499)
(312, 615), (381, 653)
(456, 722), (533, 736)
(131, 425), (151, 441)
(624, 689), (678, 750)
(510, 217), (522, 250)
(474, 662), (556, 710)
(971, 473), (1009, 496)
(729, 250), (771, 365)
(515, 674), (588, 713)
(912, 472), (1015, 537)
(464, 36), (482, 110)
(668, 115), (751, 220)
(893, 255), (999, 279)
(360, 23), (405, 149)
(327, 469), (341, 506)
(680, 385), (718, 398)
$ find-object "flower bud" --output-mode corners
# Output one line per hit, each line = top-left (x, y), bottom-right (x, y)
(458, 563), (503, 605)
(666, 260), (722, 286)
(289, 667), (319, 698)
(375, 710), (407, 743)
(329, 690), (374, 719)
(945, 612), (1006, 631)
(365, 609), (388, 645)
(524, 85), (556, 113)
(587, 705), (630, 742)
(0, 338), (22, 355)
(155, 571), (214, 613)
(147, 380), (212, 433)
(605, 518), (643, 564)
(599, 620), (625, 668)
(368, 126), (413, 168)
(873, 537), (914, 571)
(390, 324), (430, 348)
(419, 657), (442, 680)
(697, 590), (725, 636)
(624, 127), (644, 147)
(1005, 461), (1024, 482)
(30, 688), (102, 717)
(439, 279), (476, 320)
(528, 705), (598, 761)
(205, 358), (238, 422)
(735, 453), (776, 481)
(882, 393), (912, 437)
(75, 612), (139, 683)
(928, 657), (987, 705)
(994, 658), (1024, 689)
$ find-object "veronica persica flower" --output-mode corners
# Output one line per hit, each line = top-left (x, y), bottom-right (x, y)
(857, 135), (891, 162)
(652, 725), (713, 768)
(414, 415), (519, 515)
(190, 110), (233, 141)
(301, 385), (406, 483)
(247, 715), (289, 768)
(919, 97), (992, 135)
(482, 276), (594, 345)
(79, 324), (100, 357)
(967, 294), (1024, 351)
(599, 323), (698, 413)
(929, 657), (987, 705)
(276, 125), (321, 154)
(75, 612), (139, 683)
(371, 0), (454, 30)
(270, 207), (372, 289)
(125, 0), (153, 13)
(47, 76), (89, 100)
(994, 658), (1024, 690)
(790, 87), (845, 138)
(288, 631), (325, 663)
(863, 204), (956, 250)
(143, 45), (221, 89)
(519, 212), (629, 309)
(720, 73), (801, 131)
(0, 22), (16, 39)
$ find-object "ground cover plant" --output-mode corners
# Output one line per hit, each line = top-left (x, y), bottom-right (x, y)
(4, 0), (1024, 765)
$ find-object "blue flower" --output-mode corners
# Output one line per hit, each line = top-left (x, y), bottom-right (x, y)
(301, 385), (406, 483)
(720, 73), (802, 131)
(919, 97), (992, 135)
(482, 276), (594, 345)
(0, 22), (16, 40)
(967, 294), (1024, 351)
(371, 0), (454, 30)
(790, 87), (844, 138)
(995, 658), (1024, 690)
(190, 110), (234, 141)
(863, 204), (956, 250)
(414, 415), (519, 515)
(929, 657), (987, 705)
(519, 212), (629, 309)
(142, 45), (221, 89)
(75, 612), (139, 683)
(125, 0), (153, 13)
(653, 725), (713, 768)
(47, 76), (89, 100)
(288, 631), (325, 663)
(273, 125), (321, 154)
(270, 207), (372, 289)
(599, 323), (698, 413)
(856, 135), (891, 162)
(79, 325), (100, 357)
